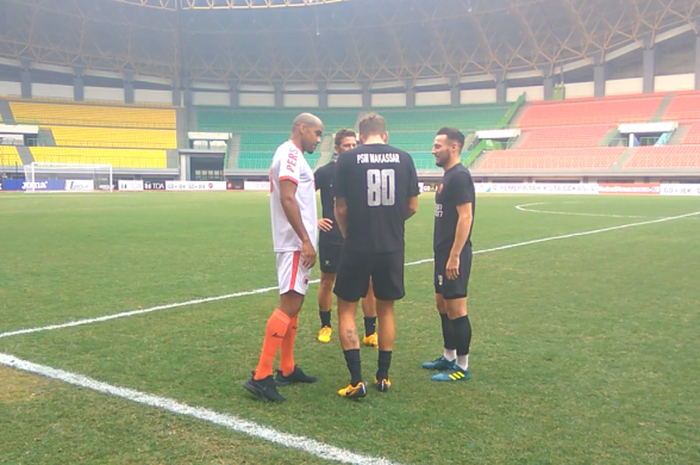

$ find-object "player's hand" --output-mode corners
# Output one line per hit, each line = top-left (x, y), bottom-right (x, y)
(301, 239), (316, 269)
(317, 218), (333, 232)
(446, 255), (460, 280)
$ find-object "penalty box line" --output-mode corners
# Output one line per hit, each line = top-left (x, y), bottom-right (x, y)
(0, 353), (403, 465)
(1, 210), (698, 341)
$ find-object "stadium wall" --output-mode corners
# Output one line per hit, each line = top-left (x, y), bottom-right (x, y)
(192, 91), (230, 106)
(327, 94), (362, 108)
(371, 93), (407, 107)
(1, 73), (699, 108)
(84, 86), (125, 102)
(32, 83), (73, 100)
(654, 73), (695, 92)
(415, 91), (451, 106)
(0, 81), (21, 97)
(283, 94), (319, 108)
(606, 78), (644, 96)
(134, 89), (172, 105)
(461, 89), (498, 104)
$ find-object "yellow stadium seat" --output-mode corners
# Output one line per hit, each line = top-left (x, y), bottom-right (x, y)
(9, 101), (176, 129)
(49, 126), (177, 149)
(0, 146), (22, 166)
(30, 147), (167, 169)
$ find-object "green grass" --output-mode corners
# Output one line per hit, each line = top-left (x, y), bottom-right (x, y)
(1, 193), (699, 464)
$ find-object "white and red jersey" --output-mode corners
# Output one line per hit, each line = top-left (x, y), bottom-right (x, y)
(269, 140), (318, 253)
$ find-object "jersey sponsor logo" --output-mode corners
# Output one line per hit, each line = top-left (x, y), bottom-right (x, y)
(435, 203), (443, 218)
(286, 151), (298, 172)
(356, 153), (400, 164)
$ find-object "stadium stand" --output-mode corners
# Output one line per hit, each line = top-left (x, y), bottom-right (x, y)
(517, 95), (663, 127)
(478, 147), (625, 170)
(0, 145), (22, 166)
(518, 124), (614, 149)
(663, 93), (700, 121)
(380, 105), (511, 131)
(9, 100), (176, 129)
(624, 145), (700, 169)
(197, 108), (358, 132)
(49, 126), (177, 149)
(680, 121), (700, 144)
(204, 104), (511, 171)
(30, 147), (167, 169)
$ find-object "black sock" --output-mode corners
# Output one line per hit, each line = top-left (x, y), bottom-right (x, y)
(319, 310), (331, 328)
(376, 350), (392, 380)
(343, 349), (362, 385)
(451, 315), (472, 356)
(440, 313), (456, 351)
(363, 317), (376, 337)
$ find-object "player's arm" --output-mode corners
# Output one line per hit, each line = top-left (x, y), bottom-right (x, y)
(279, 179), (315, 268)
(314, 167), (333, 232)
(405, 196), (418, 219)
(446, 172), (475, 280)
(405, 154), (420, 220)
(334, 197), (348, 239)
(446, 202), (473, 280)
(333, 153), (350, 238)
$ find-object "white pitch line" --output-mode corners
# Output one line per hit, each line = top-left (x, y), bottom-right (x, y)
(0, 353), (402, 465)
(516, 202), (646, 218)
(1, 210), (698, 341)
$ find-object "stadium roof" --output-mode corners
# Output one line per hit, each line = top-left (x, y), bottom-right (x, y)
(1, 0), (699, 87)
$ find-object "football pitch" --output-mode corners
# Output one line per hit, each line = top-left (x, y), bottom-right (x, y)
(1, 192), (699, 464)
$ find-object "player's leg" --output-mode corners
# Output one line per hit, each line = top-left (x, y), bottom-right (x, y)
(422, 250), (457, 371)
(276, 255), (317, 385)
(244, 252), (314, 402)
(317, 241), (341, 342)
(334, 248), (370, 398)
(431, 247), (472, 382)
(370, 250), (405, 392)
(361, 278), (378, 348)
(317, 271), (335, 343)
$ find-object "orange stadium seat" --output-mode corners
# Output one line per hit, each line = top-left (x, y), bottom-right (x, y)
(663, 93), (700, 121)
(624, 145), (700, 169)
(518, 124), (614, 149)
(518, 96), (663, 127)
(679, 121), (700, 145)
(478, 147), (624, 170)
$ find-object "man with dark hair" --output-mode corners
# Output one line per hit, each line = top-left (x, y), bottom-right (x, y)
(314, 129), (378, 346)
(422, 127), (475, 382)
(333, 113), (420, 398)
(243, 113), (323, 403)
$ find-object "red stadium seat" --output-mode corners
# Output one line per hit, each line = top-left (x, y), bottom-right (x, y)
(624, 145), (700, 169)
(518, 95), (663, 127)
(478, 147), (624, 170)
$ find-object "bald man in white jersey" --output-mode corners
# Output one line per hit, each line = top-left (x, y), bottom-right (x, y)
(243, 113), (324, 403)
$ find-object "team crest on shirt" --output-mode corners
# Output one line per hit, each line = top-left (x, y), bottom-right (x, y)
(437, 183), (443, 194)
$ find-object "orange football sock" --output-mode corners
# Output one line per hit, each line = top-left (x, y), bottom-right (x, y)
(279, 314), (299, 376)
(253, 309), (291, 380)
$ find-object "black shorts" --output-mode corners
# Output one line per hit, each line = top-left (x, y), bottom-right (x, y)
(334, 248), (405, 302)
(319, 239), (343, 274)
(434, 246), (472, 300)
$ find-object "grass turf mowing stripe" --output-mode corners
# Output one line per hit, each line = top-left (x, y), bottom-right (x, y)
(1, 209), (698, 341)
(515, 202), (647, 218)
(0, 353), (404, 465)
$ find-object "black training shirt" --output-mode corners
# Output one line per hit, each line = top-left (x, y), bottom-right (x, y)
(434, 163), (475, 252)
(334, 143), (419, 252)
